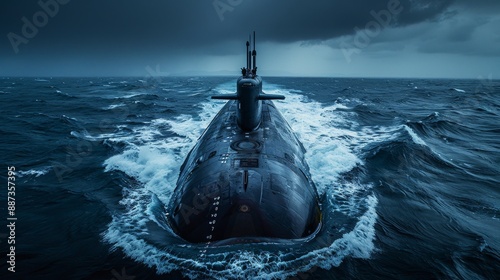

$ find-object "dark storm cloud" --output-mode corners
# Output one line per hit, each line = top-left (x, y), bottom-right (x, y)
(1, 0), (485, 55)
(1, 0), (499, 76)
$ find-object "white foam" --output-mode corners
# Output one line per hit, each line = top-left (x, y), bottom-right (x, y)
(118, 93), (143, 99)
(270, 87), (398, 193)
(17, 167), (51, 178)
(265, 90), (356, 191)
(453, 88), (465, 93)
(404, 125), (427, 146)
(102, 98), (224, 201)
(104, 103), (126, 110)
(62, 115), (77, 121)
(297, 195), (378, 269)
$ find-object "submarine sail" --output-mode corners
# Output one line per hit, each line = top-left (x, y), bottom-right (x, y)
(167, 32), (322, 244)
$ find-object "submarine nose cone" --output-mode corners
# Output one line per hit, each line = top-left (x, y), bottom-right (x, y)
(168, 163), (322, 244)
(224, 203), (262, 237)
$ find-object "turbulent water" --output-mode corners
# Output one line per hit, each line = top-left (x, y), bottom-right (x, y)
(0, 76), (498, 279)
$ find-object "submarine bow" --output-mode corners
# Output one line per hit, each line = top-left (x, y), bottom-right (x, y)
(167, 32), (322, 244)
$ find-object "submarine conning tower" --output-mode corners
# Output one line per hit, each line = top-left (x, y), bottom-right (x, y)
(212, 32), (285, 131)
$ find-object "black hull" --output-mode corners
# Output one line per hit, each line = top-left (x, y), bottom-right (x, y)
(167, 100), (322, 244)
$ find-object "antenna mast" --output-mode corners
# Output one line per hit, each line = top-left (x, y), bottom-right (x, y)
(252, 31), (257, 74)
(248, 33), (252, 70)
(246, 40), (250, 70)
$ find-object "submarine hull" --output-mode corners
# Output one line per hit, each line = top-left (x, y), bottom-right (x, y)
(167, 99), (322, 244)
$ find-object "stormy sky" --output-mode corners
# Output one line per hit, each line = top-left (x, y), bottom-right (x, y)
(1, 0), (499, 78)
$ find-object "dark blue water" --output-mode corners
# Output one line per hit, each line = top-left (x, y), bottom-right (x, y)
(0, 76), (499, 279)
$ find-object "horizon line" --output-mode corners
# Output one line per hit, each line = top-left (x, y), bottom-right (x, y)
(0, 75), (495, 81)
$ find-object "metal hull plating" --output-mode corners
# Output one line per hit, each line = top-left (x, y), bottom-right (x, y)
(167, 100), (322, 244)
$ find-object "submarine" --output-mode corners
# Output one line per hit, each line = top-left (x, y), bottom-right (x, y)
(167, 32), (322, 245)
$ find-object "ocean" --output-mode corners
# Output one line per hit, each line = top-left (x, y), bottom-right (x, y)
(0, 76), (498, 279)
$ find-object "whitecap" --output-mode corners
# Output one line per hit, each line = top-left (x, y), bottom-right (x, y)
(62, 115), (78, 121)
(119, 93), (142, 99)
(404, 125), (427, 146)
(104, 103), (126, 110)
(17, 167), (51, 178)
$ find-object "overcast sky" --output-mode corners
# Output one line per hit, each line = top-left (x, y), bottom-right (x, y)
(1, 0), (499, 78)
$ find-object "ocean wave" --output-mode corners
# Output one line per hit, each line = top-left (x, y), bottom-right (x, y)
(451, 88), (466, 93)
(3, 77), (497, 279)
(404, 125), (427, 146)
(17, 167), (51, 178)
(103, 103), (126, 110)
